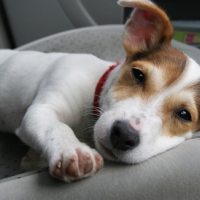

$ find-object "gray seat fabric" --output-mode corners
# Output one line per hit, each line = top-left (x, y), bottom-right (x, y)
(0, 25), (200, 199)
(0, 139), (200, 200)
(0, 134), (29, 179)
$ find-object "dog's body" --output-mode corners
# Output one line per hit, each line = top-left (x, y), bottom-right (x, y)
(0, 51), (110, 180)
(0, 50), (112, 133)
(1, 0), (200, 182)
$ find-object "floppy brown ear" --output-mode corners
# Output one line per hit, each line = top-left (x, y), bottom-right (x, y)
(118, 0), (174, 55)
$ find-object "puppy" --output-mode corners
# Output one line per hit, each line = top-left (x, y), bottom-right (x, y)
(1, 0), (200, 182)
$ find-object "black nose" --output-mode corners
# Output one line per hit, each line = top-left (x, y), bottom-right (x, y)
(110, 120), (140, 151)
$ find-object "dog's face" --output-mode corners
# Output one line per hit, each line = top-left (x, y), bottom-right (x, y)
(94, 0), (200, 163)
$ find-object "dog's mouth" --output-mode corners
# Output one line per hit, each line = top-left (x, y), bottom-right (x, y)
(98, 142), (118, 161)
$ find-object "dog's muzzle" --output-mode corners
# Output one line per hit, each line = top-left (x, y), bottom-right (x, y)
(110, 120), (140, 151)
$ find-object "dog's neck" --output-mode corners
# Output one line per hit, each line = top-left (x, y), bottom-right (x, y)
(93, 61), (120, 117)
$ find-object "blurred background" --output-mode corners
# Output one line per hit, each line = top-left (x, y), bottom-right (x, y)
(0, 0), (200, 49)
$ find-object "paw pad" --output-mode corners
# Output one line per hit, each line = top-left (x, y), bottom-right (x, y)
(50, 147), (103, 182)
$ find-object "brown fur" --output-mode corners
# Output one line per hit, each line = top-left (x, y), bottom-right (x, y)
(115, 0), (200, 138)
(189, 81), (200, 132)
(112, 46), (200, 138)
(113, 46), (187, 103)
(160, 90), (198, 137)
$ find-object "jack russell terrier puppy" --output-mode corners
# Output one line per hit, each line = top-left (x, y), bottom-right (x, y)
(0, 0), (200, 182)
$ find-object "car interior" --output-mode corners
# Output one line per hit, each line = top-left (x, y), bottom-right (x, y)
(0, 0), (200, 199)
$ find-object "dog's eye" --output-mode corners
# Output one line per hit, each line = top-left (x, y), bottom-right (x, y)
(176, 110), (191, 122)
(131, 68), (145, 84)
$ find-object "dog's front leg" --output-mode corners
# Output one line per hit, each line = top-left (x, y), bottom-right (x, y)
(16, 104), (103, 182)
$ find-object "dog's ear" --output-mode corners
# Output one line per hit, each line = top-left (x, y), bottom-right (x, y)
(118, 0), (174, 55)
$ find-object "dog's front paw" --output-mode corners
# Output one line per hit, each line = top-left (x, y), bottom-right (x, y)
(49, 146), (103, 182)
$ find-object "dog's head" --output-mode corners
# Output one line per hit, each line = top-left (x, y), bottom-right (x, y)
(94, 0), (200, 163)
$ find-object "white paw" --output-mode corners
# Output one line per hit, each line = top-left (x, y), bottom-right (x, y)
(49, 145), (103, 182)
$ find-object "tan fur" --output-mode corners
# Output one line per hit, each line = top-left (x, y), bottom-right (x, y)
(189, 81), (200, 132)
(113, 46), (187, 103)
(112, 44), (200, 138)
(160, 90), (198, 137)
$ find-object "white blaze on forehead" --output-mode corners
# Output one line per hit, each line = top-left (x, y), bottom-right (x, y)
(152, 57), (200, 106)
(174, 57), (200, 90)
(146, 63), (167, 90)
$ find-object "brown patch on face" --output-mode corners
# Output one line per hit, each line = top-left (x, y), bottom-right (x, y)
(113, 61), (157, 101)
(160, 90), (198, 137)
(113, 46), (187, 102)
(131, 45), (187, 87)
(188, 80), (200, 132)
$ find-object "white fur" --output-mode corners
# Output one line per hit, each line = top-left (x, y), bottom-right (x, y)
(0, 48), (200, 181)
(0, 49), (112, 182)
(94, 56), (200, 164)
(1, 0), (200, 182)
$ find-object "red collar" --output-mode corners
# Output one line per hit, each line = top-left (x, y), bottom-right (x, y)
(93, 61), (120, 117)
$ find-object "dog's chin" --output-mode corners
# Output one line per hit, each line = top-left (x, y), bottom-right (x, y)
(95, 141), (118, 162)
(95, 141), (141, 163)
(95, 135), (186, 164)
